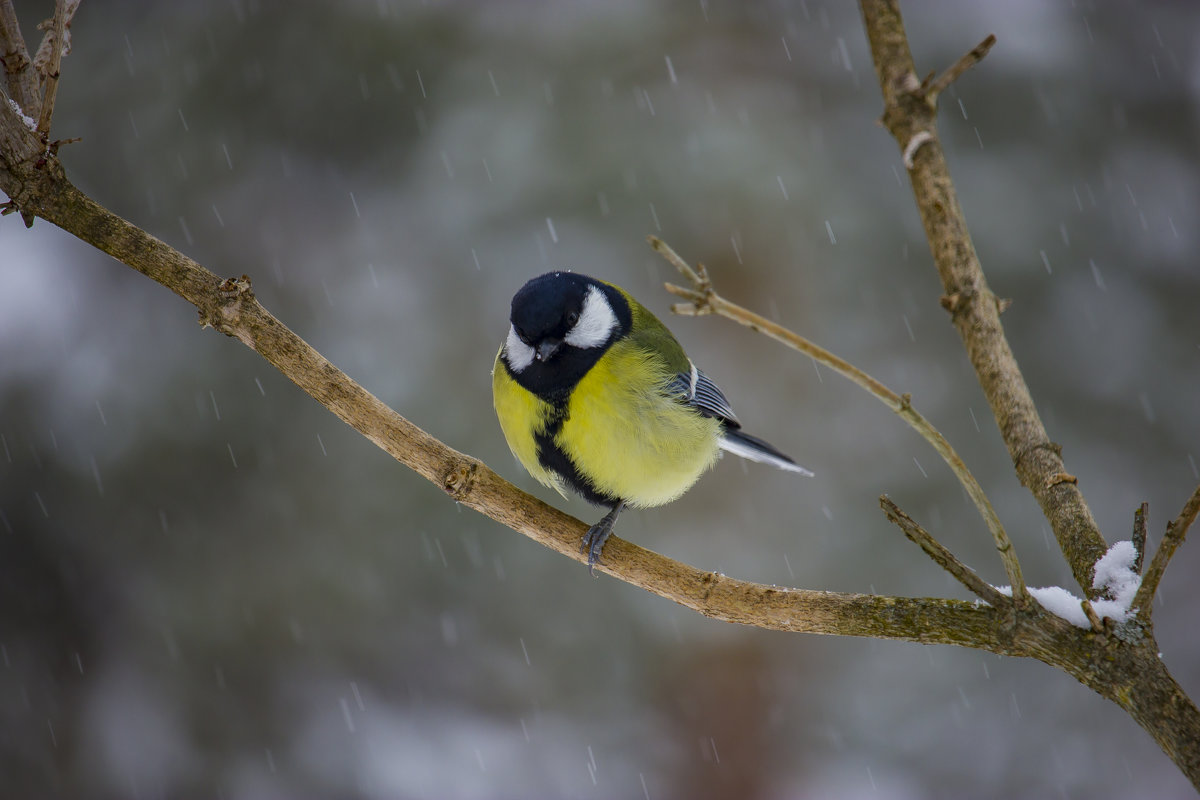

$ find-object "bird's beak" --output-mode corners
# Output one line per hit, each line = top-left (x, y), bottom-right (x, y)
(535, 339), (561, 362)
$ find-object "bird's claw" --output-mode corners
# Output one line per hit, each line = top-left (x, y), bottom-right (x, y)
(581, 521), (611, 576)
(580, 502), (624, 576)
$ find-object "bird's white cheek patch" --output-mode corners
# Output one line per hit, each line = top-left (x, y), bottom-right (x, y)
(505, 325), (535, 372)
(564, 286), (617, 349)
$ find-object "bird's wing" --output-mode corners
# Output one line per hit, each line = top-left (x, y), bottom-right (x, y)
(664, 361), (741, 427)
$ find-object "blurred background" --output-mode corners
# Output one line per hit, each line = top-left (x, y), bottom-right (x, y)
(2, 0), (1198, 797)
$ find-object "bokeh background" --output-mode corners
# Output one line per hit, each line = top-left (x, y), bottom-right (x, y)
(2, 1), (1198, 797)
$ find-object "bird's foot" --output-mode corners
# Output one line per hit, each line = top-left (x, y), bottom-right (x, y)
(580, 502), (625, 576)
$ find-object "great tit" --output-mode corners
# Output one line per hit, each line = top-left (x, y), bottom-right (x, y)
(492, 271), (812, 571)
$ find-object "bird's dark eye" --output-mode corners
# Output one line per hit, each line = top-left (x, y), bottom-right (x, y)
(566, 311), (580, 327)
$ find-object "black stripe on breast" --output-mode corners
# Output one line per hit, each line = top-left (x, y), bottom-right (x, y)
(533, 407), (621, 509)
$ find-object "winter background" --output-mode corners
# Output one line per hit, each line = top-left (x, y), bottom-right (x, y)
(2, 1), (1198, 797)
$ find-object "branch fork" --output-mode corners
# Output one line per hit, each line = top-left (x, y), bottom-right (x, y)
(917, 34), (996, 105)
(1133, 484), (1200, 622)
(880, 496), (1009, 610)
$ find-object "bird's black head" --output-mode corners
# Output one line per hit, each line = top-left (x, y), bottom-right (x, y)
(510, 272), (593, 354)
(502, 272), (631, 402)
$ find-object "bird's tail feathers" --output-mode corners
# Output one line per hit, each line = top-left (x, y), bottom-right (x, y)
(719, 429), (814, 476)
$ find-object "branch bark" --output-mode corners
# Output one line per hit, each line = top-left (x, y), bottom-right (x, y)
(880, 495), (1009, 608)
(859, 0), (1200, 786)
(859, 0), (1108, 598)
(1132, 501), (1149, 575)
(1134, 483), (1200, 622)
(0, 0), (39, 113)
(32, 0), (75, 138)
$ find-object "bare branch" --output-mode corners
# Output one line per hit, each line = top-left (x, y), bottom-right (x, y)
(858, 0), (1108, 595)
(1132, 502), (1148, 575)
(0, 0), (39, 112)
(652, 235), (1030, 608)
(920, 34), (996, 102)
(650, 230), (707, 289)
(33, 0), (79, 139)
(1080, 598), (1104, 633)
(880, 496), (1010, 609)
(1134, 483), (1200, 621)
(31, 0), (79, 78)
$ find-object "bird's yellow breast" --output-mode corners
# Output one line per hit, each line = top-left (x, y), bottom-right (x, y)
(492, 347), (563, 493)
(492, 340), (721, 508)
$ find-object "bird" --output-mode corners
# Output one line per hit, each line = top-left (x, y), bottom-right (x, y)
(491, 271), (812, 572)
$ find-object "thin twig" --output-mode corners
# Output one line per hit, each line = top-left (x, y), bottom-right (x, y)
(1132, 502), (1148, 575)
(921, 34), (996, 102)
(31, 0), (78, 77)
(1080, 598), (1104, 633)
(880, 496), (1009, 609)
(651, 235), (1031, 608)
(0, 0), (40, 114)
(653, 233), (705, 288)
(1134, 483), (1200, 621)
(34, 0), (73, 139)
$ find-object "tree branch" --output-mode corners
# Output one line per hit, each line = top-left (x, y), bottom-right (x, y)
(920, 33), (995, 102)
(0, 0), (39, 113)
(1079, 597), (1104, 633)
(1132, 501), (1148, 575)
(32, 0), (77, 139)
(857, 0), (1200, 785)
(1133, 483), (1200, 622)
(652, 235), (1030, 607)
(858, 0), (1108, 596)
(879, 495), (1010, 608)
